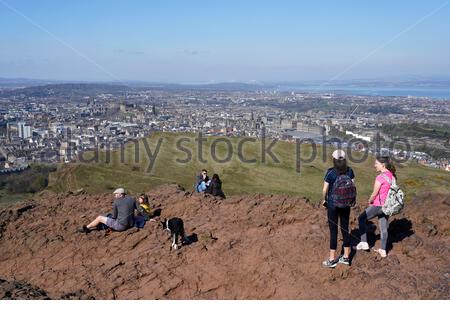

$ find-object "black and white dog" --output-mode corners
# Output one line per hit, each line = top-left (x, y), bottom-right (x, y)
(161, 217), (188, 249)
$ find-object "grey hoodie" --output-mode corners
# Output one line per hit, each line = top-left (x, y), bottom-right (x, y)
(111, 195), (139, 227)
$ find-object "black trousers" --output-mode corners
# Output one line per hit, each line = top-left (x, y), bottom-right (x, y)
(327, 206), (351, 250)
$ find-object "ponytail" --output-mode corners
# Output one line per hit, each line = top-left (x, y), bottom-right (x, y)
(376, 156), (397, 179)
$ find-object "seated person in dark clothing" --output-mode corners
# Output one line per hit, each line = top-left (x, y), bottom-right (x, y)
(205, 174), (226, 199)
(79, 188), (141, 233)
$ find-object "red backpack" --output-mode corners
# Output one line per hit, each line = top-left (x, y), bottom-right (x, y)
(331, 172), (357, 208)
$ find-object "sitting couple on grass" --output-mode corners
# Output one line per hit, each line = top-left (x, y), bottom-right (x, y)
(78, 188), (155, 233)
(195, 169), (226, 199)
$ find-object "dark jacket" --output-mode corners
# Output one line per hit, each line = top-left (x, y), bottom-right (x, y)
(111, 195), (139, 227)
(206, 180), (226, 198)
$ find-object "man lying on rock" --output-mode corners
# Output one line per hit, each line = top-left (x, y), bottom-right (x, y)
(78, 188), (142, 233)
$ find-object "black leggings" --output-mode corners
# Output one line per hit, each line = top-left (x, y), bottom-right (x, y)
(327, 206), (351, 250)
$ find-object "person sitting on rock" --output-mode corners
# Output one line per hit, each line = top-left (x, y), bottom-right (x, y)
(195, 169), (210, 193)
(78, 188), (140, 233)
(205, 174), (226, 199)
(138, 193), (151, 221)
(138, 193), (155, 221)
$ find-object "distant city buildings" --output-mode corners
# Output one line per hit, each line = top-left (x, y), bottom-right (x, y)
(18, 122), (32, 139)
(0, 84), (448, 171)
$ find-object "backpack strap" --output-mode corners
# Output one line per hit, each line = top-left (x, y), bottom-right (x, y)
(377, 173), (392, 204)
(380, 173), (392, 186)
(333, 168), (351, 177)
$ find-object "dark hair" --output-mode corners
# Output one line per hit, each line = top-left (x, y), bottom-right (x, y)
(333, 158), (348, 175)
(139, 193), (149, 205)
(376, 156), (397, 179)
(211, 174), (221, 183)
(201, 169), (207, 173)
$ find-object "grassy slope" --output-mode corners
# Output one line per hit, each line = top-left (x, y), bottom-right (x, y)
(48, 132), (450, 202)
(0, 164), (56, 210)
(0, 189), (33, 209)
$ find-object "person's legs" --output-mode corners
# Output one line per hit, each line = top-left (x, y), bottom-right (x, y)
(378, 214), (389, 251)
(105, 217), (128, 232)
(327, 206), (339, 261)
(198, 181), (207, 192)
(86, 216), (108, 229)
(358, 210), (368, 243)
(358, 206), (381, 244)
(339, 207), (351, 258)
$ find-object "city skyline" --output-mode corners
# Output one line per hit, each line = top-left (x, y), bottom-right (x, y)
(1, 0), (450, 82)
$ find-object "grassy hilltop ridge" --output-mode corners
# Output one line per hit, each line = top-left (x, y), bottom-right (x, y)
(47, 132), (450, 202)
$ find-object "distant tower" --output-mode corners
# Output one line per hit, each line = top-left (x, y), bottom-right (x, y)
(6, 123), (12, 142)
(250, 111), (254, 121)
(152, 105), (157, 116)
(18, 122), (32, 139)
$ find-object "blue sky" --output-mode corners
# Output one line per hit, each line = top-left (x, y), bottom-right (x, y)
(1, 0), (450, 82)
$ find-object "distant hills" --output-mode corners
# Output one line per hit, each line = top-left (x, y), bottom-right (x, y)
(0, 81), (269, 98)
(2, 76), (450, 93)
(0, 83), (131, 98)
(0, 78), (268, 93)
(0, 77), (63, 88)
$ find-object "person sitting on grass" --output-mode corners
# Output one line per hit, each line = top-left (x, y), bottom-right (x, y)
(195, 169), (210, 193)
(78, 188), (140, 233)
(205, 174), (226, 199)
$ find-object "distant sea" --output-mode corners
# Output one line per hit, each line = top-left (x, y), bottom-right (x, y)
(278, 85), (450, 99)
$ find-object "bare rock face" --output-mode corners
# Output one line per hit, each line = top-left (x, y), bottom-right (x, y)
(0, 184), (448, 299)
(0, 278), (50, 300)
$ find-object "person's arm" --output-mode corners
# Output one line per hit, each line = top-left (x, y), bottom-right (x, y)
(134, 200), (142, 215)
(368, 180), (382, 205)
(136, 202), (144, 215)
(205, 182), (212, 194)
(322, 181), (329, 204)
(111, 201), (118, 219)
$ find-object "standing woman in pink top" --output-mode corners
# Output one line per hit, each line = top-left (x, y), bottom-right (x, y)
(356, 156), (397, 258)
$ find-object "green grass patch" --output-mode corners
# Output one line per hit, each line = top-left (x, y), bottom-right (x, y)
(46, 132), (450, 203)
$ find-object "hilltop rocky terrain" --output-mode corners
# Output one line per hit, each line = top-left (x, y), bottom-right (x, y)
(0, 184), (448, 299)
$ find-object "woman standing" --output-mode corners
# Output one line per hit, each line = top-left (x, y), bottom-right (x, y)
(356, 156), (397, 258)
(322, 150), (356, 268)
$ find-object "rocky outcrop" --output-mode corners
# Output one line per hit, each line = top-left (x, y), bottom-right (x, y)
(0, 184), (448, 299)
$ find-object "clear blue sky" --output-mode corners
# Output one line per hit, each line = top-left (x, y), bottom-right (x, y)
(1, 0), (450, 82)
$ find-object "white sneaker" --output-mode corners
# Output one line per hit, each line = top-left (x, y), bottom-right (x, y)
(374, 248), (387, 258)
(356, 242), (369, 250)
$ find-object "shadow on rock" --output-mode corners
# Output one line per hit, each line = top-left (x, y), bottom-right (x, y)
(387, 218), (414, 251)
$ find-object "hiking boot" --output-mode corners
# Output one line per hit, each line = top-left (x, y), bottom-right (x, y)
(78, 225), (91, 234)
(322, 258), (337, 268)
(338, 255), (350, 265)
(356, 242), (369, 250)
